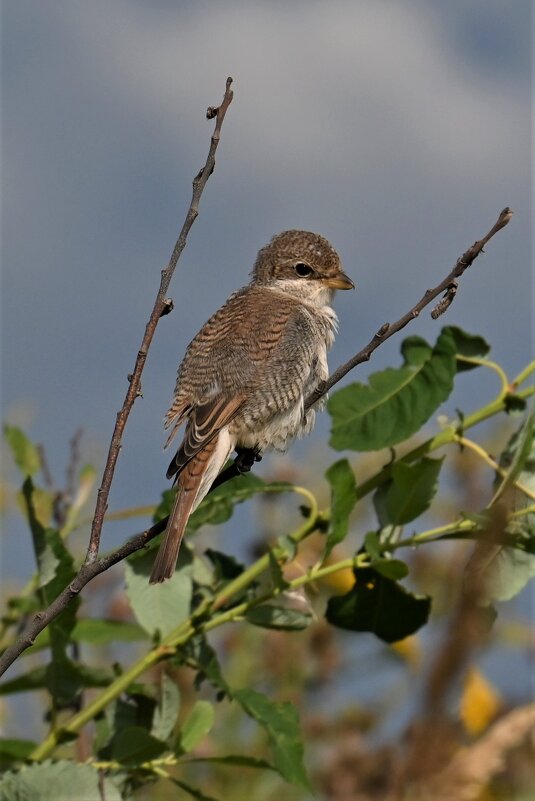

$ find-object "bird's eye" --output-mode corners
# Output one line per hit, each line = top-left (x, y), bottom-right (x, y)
(295, 262), (313, 277)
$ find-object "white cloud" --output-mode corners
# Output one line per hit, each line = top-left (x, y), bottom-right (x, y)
(55, 0), (526, 183)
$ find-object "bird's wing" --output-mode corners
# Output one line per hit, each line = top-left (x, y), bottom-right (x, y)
(163, 286), (325, 480)
(165, 393), (246, 480)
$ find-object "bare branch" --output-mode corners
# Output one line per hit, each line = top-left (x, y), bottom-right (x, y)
(0, 77), (235, 679)
(85, 77), (234, 565)
(305, 206), (513, 410)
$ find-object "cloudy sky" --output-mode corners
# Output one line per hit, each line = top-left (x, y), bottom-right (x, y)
(2, 1), (532, 574)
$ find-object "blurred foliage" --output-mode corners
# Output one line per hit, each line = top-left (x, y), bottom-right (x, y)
(1, 329), (534, 800)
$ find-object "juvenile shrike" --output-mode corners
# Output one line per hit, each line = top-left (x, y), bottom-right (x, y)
(150, 230), (353, 583)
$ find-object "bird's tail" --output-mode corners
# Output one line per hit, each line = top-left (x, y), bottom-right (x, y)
(149, 431), (231, 583)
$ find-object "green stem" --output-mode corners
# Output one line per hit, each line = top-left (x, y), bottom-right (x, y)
(393, 518), (478, 549)
(456, 355), (509, 394)
(512, 360), (535, 389)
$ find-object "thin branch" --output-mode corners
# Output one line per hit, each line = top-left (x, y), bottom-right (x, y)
(84, 77), (233, 565)
(305, 206), (513, 410)
(0, 79), (235, 679)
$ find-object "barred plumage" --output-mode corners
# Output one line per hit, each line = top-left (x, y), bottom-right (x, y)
(150, 230), (354, 583)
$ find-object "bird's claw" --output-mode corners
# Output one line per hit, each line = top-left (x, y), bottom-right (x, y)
(235, 447), (262, 474)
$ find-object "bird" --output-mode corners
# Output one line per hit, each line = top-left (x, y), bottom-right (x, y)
(149, 230), (354, 583)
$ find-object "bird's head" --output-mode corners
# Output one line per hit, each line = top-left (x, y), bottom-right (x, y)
(251, 230), (354, 306)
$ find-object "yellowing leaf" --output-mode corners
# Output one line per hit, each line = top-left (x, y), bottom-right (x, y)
(16, 486), (53, 528)
(460, 666), (501, 736)
(390, 634), (422, 669)
(320, 566), (355, 594)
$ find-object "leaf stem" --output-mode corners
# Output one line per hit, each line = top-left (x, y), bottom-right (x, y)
(456, 355), (509, 395)
(454, 435), (535, 502)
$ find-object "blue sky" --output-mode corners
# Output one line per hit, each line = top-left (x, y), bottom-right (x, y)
(1, 0), (532, 574)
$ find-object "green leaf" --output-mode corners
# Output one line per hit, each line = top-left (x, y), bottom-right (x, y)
(72, 618), (147, 645)
(328, 328), (457, 451)
(235, 688), (310, 790)
(326, 567), (431, 643)
(245, 604), (313, 631)
(25, 619), (146, 656)
(267, 550), (289, 591)
(363, 533), (409, 578)
(492, 408), (534, 506)
(205, 549), (245, 582)
(98, 695), (157, 758)
(177, 635), (231, 698)
(124, 547), (193, 638)
(0, 664), (114, 696)
(504, 394), (527, 414)
(376, 457), (444, 526)
(446, 326), (491, 371)
(111, 726), (167, 766)
(0, 760), (122, 801)
(481, 546), (535, 603)
(475, 410), (535, 602)
(176, 700), (215, 755)
(154, 474), (292, 529)
(21, 479), (57, 588)
(151, 674), (181, 742)
(4, 426), (41, 477)
(21, 478), (80, 706)
(364, 531), (381, 561)
(0, 739), (36, 769)
(400, 336), (432, 366)
(372, 558), (409, 580)
(325, 459), (358, 557)
(171, 779), (220, 801)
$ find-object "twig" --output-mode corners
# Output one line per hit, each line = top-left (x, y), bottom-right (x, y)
(0, 78), (235, 679)
(66, 428), (84, 502)
(84, 77), (234, 564)
(305, 206), (513, 409)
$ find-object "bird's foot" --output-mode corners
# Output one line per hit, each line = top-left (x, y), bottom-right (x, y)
(234, 447), (262, 474)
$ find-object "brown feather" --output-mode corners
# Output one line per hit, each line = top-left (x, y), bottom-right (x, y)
(150, 436), (220, 583)
(166, 393), (245, 480)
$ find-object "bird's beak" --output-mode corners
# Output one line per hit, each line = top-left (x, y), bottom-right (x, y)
(322, 272), (355, 290)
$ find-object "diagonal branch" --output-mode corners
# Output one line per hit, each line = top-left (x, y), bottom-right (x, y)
(85, 77), (234, 564)
(0, 201), (513, 678)
(305, 206), (513, 409)
(0, 78), (235, 679)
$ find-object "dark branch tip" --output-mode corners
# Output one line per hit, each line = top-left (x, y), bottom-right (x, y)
(161, 298), (174, 317)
